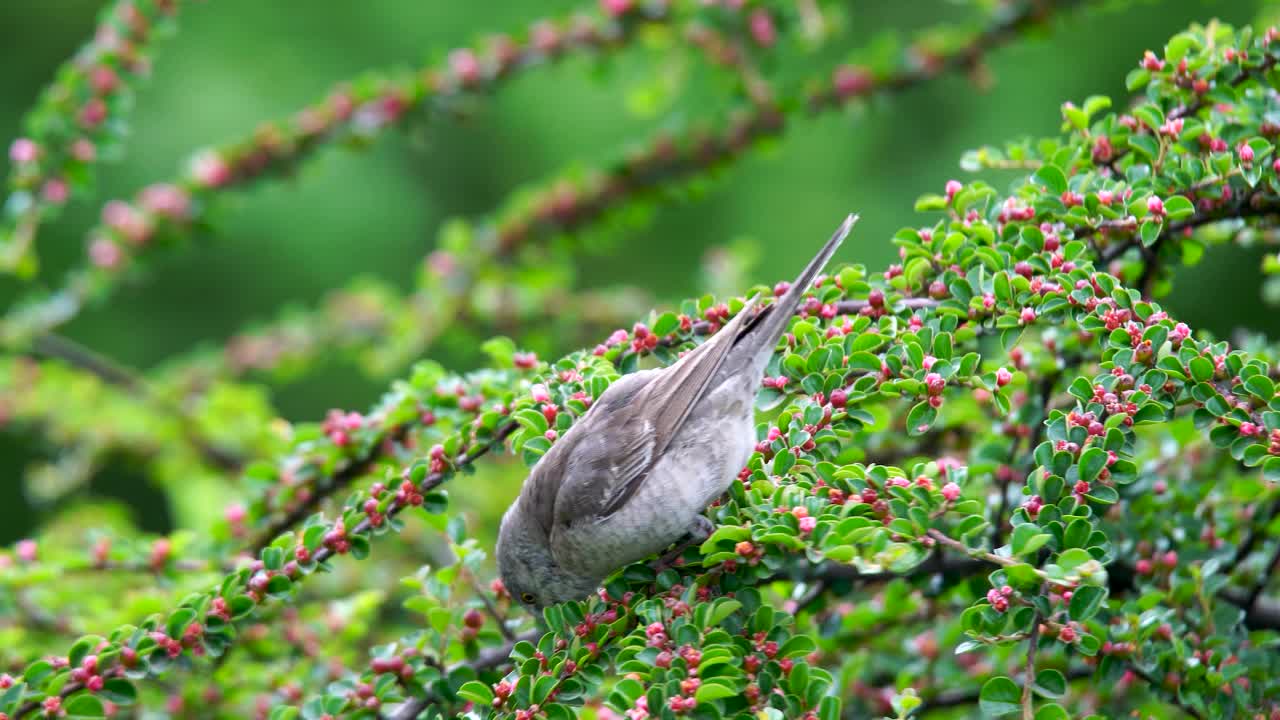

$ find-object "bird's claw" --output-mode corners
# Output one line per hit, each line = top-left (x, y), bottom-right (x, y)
(650, 515), (715, 571)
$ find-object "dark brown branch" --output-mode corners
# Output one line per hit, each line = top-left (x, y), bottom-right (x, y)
(1093, 193), (1280, 267)
(246, 424), (411, 554)
(28, 333), (244, 472)
(388, 629), (539, 720)
(1125, 664), (1206, 720)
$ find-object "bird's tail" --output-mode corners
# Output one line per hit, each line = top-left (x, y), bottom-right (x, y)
(732, 214), (858, 376)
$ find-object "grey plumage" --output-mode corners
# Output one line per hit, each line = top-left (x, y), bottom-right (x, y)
(496, 215), (858, 612)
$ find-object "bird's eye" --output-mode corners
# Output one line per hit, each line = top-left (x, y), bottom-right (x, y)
(520, 592), (536, 604)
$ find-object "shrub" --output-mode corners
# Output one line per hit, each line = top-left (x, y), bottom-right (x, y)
(2, 2), (1279, 719)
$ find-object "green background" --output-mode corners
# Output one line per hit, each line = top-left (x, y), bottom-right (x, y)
(0, 0), (1274, 542)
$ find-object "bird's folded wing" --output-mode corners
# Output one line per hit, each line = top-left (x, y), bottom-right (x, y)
(552, 299), (760, 526)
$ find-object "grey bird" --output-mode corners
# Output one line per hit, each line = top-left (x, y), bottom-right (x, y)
(496, 214), (857, 612)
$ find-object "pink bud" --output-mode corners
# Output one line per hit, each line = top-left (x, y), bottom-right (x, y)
(89, 237), (123, 269)
(945, 180), (963, 201)
(1146, 195), (1165, 216)
(1238, 143), (1255, 164)
(449, 49), (482, 85)
(190, 150), (231, 188)
(42, 178), (69, 204)
(531, 383), (551, 403)
(748, 9), (775, 47)
(941, 482), (961, 501)
(599, 0), (632, 17)
(832, 65), (873, 98)
(1142, 50), (1165, 71)
(16, 539), (37, 563)
(8, 138), (38, 164)
(995, 367), (1013, 387)
(139, 183), (191, 220)
(924, 372), (945, 396)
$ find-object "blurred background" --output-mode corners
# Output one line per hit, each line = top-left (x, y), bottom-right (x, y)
(1, 0), (1277, 544)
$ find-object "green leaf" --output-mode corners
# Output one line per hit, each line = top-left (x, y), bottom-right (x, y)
(99, 678), (137, 706)
(165, 608), (197, 641)
(700, 525), (751, 554)
(1078, 447), (1107, 483)
(1035, 704), (1070, 720)
(1125, 68), (1150, 91)
(1033, 669), (1066, 699)
(1033, 165), (1068, 194)
(979, 676), (1021, 716)
(706, 599), (742, 627)
(23, 660), (53, 686)
(1163, 194), (1194, 220)
(1139, 219), (1161, 247)
(457, 681), (494, 705)
(303, 525), (326, 553)
(651, 312), (679, 336)
(1245, 374), (1276, 400)
(1069, 585), (1107, 621)
(1189, 356), (1213, 383)
(64, 695), (105, 719)
(906, 401), (937, 436)
(1012, 523), (1051, 556)
(694, 681), (738, 703)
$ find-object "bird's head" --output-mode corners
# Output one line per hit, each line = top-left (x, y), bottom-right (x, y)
(496, 498), (599, 615)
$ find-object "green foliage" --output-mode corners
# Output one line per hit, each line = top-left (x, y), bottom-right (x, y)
(3, 2), (1280, 720)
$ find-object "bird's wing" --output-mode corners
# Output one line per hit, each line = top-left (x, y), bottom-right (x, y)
(552, 298), (760, 526)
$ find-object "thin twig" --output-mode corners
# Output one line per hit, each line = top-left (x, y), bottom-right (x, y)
(1125, 664), (1206, 720)
(246, 424), (411, 554)
(388, 630), (538, 720)
(29, 333), (244, 471)
(471, 577), (515, 643)
(1021, 616), (1040, 720)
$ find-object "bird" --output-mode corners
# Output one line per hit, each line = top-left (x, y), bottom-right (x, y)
(496, 214), (857, 613)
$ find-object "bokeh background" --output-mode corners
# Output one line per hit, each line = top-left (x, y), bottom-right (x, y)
(2, 0), (1277, 544)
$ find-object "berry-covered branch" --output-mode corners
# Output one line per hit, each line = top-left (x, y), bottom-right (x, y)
(0, 0), (185, 276)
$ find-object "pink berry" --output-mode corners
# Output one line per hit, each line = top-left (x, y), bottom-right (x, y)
(8, 138), (38, 164)
(924, 373), (945, 396)
(748, 9), (776, 47)
(600, 0), (632, 17)
(190, 150), (231, 188)
(449, 49), (482, 85)
(945, 180), (963, 201)
(15, 539), (36, 563)
(832, 65), (872, 98)
(531, 383), (551, 403)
